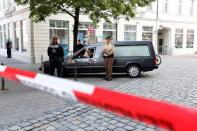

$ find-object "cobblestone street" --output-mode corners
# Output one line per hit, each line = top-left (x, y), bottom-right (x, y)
(1, 55), (197, 131)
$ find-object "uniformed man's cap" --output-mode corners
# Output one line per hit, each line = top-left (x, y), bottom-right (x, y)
(106, 36), (111, 40)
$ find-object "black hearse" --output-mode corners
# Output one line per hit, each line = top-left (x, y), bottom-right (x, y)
(41, 41), (159, 78)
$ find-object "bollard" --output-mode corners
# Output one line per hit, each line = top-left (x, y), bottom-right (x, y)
(1, 63), (5, 90)
(74, 59), (77, 81)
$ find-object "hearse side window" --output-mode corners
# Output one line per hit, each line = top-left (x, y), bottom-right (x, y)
(74, 47), (95, 58)
(114, 45), (150, 57)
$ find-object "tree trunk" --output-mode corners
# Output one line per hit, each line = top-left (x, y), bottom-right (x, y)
(73, 7), (80, 52)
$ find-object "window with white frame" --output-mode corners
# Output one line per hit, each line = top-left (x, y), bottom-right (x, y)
(189, 0), (194, 16)
(49, 20), (69, 45)
(142, 26), (153, 41)
(124, 25), (137, 41)
(0, 26), (3, 48)
(163, 0), (168, 13)
(3, 0), (7, 9)
(175, 29), (183, 48)
(103, 23), (116, 41)
(14, 22), (19, 51)
(186, 29), (194, 48)
(22, 20), (28, 52)
(78, 22), (96, 44)
(0, 1), (1, 10)
(8, 23), (11, 39)
(3, 24), (8, 48)
(177, 0), (182, 15)
(8, 23), (13, 40)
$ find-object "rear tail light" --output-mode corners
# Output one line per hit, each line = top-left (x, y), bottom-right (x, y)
(154, 59), (157, 65)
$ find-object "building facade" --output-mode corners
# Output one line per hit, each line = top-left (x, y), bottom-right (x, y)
(0, 0), (197, 63)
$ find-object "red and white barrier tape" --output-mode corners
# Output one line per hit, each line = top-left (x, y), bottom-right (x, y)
(0, 65), (197, 131)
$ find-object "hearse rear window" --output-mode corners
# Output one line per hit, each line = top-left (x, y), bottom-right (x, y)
(115, 45), (150, 57)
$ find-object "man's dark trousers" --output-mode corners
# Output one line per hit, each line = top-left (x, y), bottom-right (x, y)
(7, 48), (11, 58)
(104, 57), (113, 79)
(49, 61), (63, 77)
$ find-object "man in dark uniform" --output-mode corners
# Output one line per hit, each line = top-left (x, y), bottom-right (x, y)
(48, 36), (64, 77)
(75, 40), (84, 52)
(6, 39), (12, 58)
(102, 36), (115, 81)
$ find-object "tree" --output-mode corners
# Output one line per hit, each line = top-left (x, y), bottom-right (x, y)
(15, 0), (155, 52)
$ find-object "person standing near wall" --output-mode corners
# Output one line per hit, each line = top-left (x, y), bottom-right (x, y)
(102, 36), (115, 81)
(6, 39), (12, 58)
(75, 40), (84, 52)
(48, 36), (64, 77)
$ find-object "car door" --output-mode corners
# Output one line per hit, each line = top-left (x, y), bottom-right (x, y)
(69, 47), (96, 73)
(93, 46), (105, 72)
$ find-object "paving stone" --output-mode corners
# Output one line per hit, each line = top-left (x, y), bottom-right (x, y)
(127, 122), (138, 126)
(45, 126), (55, 131)
(113, 128), (127, 131)
(85, 126), (96, 130)
(19, 122), (31, 127)
(107, 125), (117, 129)
(72, 120), (82, 125)
(32, 123), (42, 128)
(47, 117), (57, 122)
(144, 128), (156, 131)
(109, 120), (118, 124)
(96, 126), (107, 130)
(75, 129), (85, 131)
(132, 129), (144, 131)
(45, 114), (55, 118)
(78, 123), (88, 128)
(116, 122), (125, 127)
(9, 125), (21, 130)
(56, 115), (64, 119)
(124, 125), (135, 130)
(23, 126), (34, 130)
(16, 129), (25, 131)
(100, 122), (109, 126)
(29, 120), (39, 124)
(52, 111), (61, 115)
(85, 116), (97, 121)
(135, 125), (146, 129)
(41, 120), (50, 124)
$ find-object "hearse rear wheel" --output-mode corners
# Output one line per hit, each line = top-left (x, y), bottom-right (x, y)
(127, 64), (141, 78)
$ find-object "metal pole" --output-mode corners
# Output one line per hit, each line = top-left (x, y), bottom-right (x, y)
(116, 19), (118, 41)
(74, 59), (77, 81)
(41, 55), (44, 73)
(1, 63), (5, 90)
(155, 0), (159, 54)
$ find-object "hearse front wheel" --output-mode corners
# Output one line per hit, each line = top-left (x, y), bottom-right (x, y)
(127, 64), (141, 78)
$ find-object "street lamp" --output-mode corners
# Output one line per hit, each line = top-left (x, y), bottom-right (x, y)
(155, 0), (159, 54)
(114, 17), (120, 41)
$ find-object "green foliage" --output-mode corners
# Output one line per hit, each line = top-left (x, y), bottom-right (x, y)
(15, 0), (155, 51)
(15, 0), (155, 24)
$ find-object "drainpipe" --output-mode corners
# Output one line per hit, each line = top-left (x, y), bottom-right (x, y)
(155, 0), (159, 54)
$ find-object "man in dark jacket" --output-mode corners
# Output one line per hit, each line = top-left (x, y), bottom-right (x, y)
(75, 40), (84, 52)
(6, 39), (12, 58)
(48, 36), (64, 77)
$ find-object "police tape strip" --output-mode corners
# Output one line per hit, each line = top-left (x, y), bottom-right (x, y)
(0, 65), (197, 131)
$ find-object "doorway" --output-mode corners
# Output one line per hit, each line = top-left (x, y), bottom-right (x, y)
(157, 28), (171, 55)
(158, 39), (163, 54)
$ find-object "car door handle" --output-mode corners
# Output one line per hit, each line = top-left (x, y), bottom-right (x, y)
(88, 59), (96, 63)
